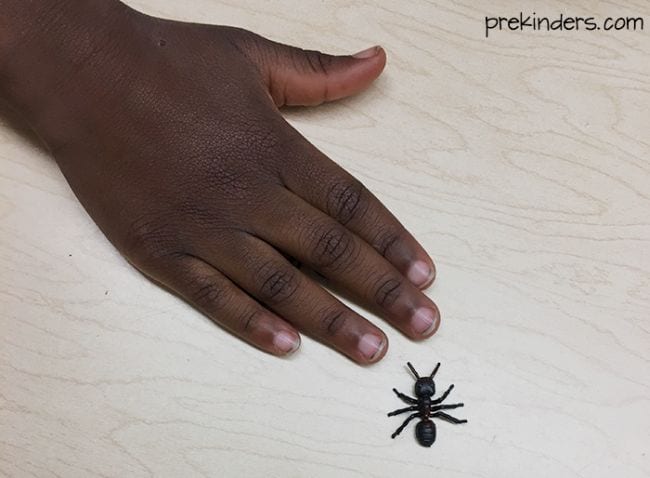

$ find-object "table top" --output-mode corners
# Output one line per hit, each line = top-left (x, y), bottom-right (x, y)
(2, 1), (649, 477)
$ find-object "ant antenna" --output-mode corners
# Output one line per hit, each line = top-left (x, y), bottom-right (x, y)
(406, 362), (420, 378)
(430, 362), (441, 378)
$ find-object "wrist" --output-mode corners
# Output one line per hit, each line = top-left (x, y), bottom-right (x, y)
(0, 0), (140, 146)
(1, 1), (126, 66)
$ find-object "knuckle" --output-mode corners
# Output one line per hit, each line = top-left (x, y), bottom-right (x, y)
(256, 260), (299, 305)
(326, 179), (368, 225)
(301, 49), (332, 76)
(239, 309), (263, 334)
(373, 277), (404, 308)
(308, 224), (357, 271)
(122, 214), (182, 267)
(318, 308), (348, 337)
(374, 230), (402, 258)
(187, 275), (231, 311)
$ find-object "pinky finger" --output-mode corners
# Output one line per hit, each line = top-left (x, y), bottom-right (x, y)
(151, 254), (301, 356)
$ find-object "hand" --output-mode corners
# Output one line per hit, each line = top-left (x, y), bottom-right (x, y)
(1, 2), (439, 363)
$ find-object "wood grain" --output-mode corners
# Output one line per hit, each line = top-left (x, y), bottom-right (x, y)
(1, 1), (649, 477)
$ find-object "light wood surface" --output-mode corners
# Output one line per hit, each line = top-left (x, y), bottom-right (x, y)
(2, 1), (649, 477)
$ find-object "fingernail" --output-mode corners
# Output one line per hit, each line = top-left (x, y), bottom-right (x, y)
(352, 46), (380, 59)
(273, 331), (300, 355)
(411, 307), (439, 336)
(358, 333), (385, 360)
(407, 260), (434, 287)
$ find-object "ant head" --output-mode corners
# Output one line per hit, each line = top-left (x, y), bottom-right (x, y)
(407, 362), (441, 397)
(414, 377), (436, 397)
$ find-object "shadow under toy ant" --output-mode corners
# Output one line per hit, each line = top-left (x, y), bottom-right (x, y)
(388, 362), (467, 447)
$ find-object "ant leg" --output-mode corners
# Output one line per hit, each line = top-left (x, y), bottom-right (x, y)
(387, 405), (418, 417)
(392, 388), (417, 404)
(432, 411), (467, 424)
(431, 384), (454, 404)
(391, 413), (420, 439)
(431, 402), (464, 412)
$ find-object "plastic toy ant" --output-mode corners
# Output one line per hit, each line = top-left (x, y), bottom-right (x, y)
(388, 362), (467, 447)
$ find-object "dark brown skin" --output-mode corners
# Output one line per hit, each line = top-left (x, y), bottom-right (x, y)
(0, 1), (440, 363)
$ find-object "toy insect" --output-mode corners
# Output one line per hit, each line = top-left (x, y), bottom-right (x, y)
(388, 362), (467, 447)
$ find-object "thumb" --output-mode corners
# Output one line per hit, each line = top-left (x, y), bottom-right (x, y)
(231, 31), (386, 107)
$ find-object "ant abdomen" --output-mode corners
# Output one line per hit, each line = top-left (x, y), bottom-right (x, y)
(416, 419), (436, 447)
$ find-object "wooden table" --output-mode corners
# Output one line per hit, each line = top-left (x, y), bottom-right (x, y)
(2, 1), (649, 476)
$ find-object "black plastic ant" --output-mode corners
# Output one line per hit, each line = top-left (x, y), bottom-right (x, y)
(388, 362), (467, 447)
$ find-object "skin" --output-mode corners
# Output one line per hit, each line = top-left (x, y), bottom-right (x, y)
(0, 0), (440, 364)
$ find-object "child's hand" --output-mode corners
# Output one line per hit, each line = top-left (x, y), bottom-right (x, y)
(1, 2), (439, 363)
